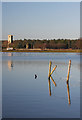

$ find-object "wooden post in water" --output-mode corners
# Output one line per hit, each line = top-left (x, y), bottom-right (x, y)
(67, 60), (71, 84)
(50, 65), (57, 76)
(48, 61), (52, 78)
(48, 61), (57, 96)
(48, 65), (57, 78)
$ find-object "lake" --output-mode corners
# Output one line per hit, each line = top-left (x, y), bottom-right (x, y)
(2, 52), (80, 118)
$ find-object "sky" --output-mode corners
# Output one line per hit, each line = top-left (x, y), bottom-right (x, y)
(1, 0), (82, 2)
(0, 2), (2, 40)
(81, 1), (82, 38)
(2, 2), (80, 40)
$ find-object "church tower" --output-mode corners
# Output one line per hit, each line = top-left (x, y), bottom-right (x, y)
(8, 35), (13, 44)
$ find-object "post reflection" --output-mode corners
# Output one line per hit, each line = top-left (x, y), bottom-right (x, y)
(8, 60), (13, 71)
(8, 52), (13, 57)
(48, 76), (56, 96)
(48, 78), (51, 96)
(67, 82), (71, 105)
(50, 76), (57, 87)
(48, 77), (71, 105)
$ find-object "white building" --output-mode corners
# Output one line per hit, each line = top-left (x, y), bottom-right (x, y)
(8, 35), (13, 44)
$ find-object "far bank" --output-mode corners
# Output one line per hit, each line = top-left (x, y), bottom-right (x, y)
(1, 49), (81, 53)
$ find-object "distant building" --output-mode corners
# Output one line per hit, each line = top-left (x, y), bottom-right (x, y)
(8, 35), (13, 44)
(26, 43), (33, 49)
(26, 43), (29, 49)
(7, 47), (13, 50)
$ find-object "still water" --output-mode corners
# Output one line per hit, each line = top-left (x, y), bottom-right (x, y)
(2, 52), (80, 118)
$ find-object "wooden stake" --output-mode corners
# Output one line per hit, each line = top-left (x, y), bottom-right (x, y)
(48, 61), (52, 78)
(48, 61), (57, 96)
(50, 76), (56, 87)
(67, 60), (71, 84)
(49, 65), (57, 77)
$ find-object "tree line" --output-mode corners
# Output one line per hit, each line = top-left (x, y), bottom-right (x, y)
(2, 38), (82, 49)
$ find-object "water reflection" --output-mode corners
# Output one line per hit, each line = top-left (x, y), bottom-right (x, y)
(48, 78), (51, 96)
(7, 53), (13, 71)
(8, 60), (13, 71)
(2, 53), (80, 118)
(50, 76), (57, 87)
(48, 76), (56, 96)
(8, 52), (13, 57)
(67, 82), (71, 105)
(48, 76), (71, 105)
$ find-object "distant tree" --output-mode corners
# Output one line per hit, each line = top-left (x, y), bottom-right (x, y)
(2, 41), (8, 49)
(2, 38), (81, 50)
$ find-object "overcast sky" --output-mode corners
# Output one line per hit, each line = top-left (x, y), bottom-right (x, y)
(2, 2), (80, 40)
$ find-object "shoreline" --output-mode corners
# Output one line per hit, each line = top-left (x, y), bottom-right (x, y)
(1, 49), (81, 53)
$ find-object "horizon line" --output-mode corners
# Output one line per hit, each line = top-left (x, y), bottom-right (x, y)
(0, 38), (80, 41)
